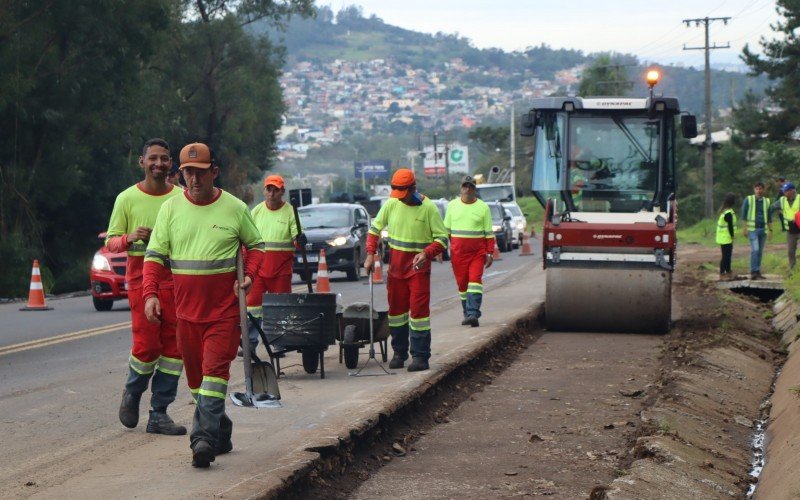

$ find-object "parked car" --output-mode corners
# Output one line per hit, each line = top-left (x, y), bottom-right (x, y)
(489, 203), (514, 253)
(295, 203), (369, 281)
(90, 232), (128, 311)
(502, 202), (528, 248)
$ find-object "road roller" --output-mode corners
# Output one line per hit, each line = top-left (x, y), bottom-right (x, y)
(519, 71), (697, 333)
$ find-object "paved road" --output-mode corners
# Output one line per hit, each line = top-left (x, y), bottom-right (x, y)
(0, 246), (540, 498)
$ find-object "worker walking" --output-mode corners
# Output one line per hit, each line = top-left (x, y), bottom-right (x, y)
(716, 193), (737, 280)
(364, 169), (448, 372)
(444, 175), (495, 327)
(107, 138), (186, 436)
(245, 174), (307, 351)
(741, 182), (772, 280)
(780, 182), (800, 269)
(143, 143), (265, 468)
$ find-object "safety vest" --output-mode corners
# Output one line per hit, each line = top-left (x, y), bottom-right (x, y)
(745, 195), (770, 231)
(251, 201), (298, 251)
(368, 196), (448, 253)
(444, 198), (494, 241)
(106, 183), (182, 256)
(716, 209), (736, 245)
(781, 195), (800, 224)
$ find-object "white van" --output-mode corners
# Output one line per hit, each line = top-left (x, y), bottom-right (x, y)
(502, 202), (527, 248)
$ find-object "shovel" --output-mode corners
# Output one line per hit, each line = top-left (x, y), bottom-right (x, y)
(230, 249), (282, 409)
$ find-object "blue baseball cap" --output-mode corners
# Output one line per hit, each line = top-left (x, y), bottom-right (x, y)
(783, 182), (796, 191)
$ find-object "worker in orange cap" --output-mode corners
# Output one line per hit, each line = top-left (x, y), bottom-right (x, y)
(143, 142), (265, 468)
(364, 168), (448, 372)
(107, 138), (186, 436)
(245, 174), (307, 352)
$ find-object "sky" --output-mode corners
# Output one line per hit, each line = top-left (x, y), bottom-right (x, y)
(340, 0), (780, 68)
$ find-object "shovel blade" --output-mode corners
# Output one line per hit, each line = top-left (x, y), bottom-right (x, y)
(230, 391), (254, 407)
(251, 361), (281, 400)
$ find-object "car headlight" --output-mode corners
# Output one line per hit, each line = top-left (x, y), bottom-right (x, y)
(492, 225), (501, 232)
(92, 253), (112, 271)
(516, 222), (525, 230)
(326, 236), (348, 247)
(380, 229), (389, 239)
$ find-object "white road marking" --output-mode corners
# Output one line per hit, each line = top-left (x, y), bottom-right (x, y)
(0, 321), (132, 357)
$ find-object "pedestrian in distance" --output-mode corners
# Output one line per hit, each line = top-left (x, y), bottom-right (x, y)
(244, 174), (307, 352)
(741, 182), (772, 280)
(444, 175), (495, 327)
(167, 163), (185, 187)
(142, 142), (266, 468)
(716, 192), (737, 281)
(107, 138), (186, 436)
(780, 182), (800, 270)
(364, 168), (448, 372)
(773, 176), (787, 232)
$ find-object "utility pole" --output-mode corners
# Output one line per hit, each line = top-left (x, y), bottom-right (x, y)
(510, 104), (516, 199)
(683, 16), (730, 218)
(444, 136), (450, 198)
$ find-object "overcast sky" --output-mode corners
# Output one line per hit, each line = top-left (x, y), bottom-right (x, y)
(340, 0), (780, 68)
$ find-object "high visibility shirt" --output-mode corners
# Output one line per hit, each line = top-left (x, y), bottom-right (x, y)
(741, 195), (771, 230)
(142, 189), (265, 323)
(444, 198), (495, 255)
(366, 196), (448, 278)
(781, 195), (800, 226)
(251, 201), (298, 278)
(715, 209), (736, 245)
(105, 183), (182, 290)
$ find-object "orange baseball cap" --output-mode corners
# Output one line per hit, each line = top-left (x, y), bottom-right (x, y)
(179, 143), (212, 169)
(263, 174), (285, 189)
(390, 168), (416, 198)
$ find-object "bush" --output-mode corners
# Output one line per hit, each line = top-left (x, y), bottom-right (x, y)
(0, 232), (40, 298)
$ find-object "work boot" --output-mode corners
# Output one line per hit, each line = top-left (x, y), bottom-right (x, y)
(755, 272), (766, 280)
(119, 390), (141, 429)
(461, 318), (470, 326)
(750, 272), (758, 280)
(389, 353), (406, 369)
(146, 410), (187, 435)
(216, 439), (233, 455)
(407, 357), (429, 372)
(192, 440), (216, 468)
(466, 316), (480, 327)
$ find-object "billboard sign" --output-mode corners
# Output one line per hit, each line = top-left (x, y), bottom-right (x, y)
(354, 160), (391, 179)
(422, 144), (469, 177)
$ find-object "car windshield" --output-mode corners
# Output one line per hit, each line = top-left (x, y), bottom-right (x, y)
(298, 207), (351, 228)
(477, 185), (514, 202)
(489, 204), (505, 220)
(504, 205), (522, 216)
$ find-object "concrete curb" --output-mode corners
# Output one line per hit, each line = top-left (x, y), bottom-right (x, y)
(252, 302), (544, 498)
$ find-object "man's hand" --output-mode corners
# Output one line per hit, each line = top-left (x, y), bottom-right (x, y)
(127, 226), (152, 244)
(145, 296), (161, 324)
(412, 252), (427, 270)
(484, 253), (494, 269)
(768, 229), (774, 241)
(364, 254), (375, 274)
(742, 227), (749, 238)
(234, 275), (253, 295)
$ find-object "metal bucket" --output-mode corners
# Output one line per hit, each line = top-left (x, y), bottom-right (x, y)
(261, 293), (337, 348)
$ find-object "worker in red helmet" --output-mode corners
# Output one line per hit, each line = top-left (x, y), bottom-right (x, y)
(245, 174), (307, 352)
(142, 142), (265, 468)
(444, 175), (495, 327)
(364, 168), (448, 372)
(107, 138), (186, 437)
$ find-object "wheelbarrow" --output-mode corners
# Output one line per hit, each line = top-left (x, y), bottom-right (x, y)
(260, 292), (337, 379)
(338, 303), (389, 369)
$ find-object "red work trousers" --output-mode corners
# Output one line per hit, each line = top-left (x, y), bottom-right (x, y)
(387, 271), (431, 323)
(450, 249), (486, 293)
(246, 274), (292, 309)
(129, 287), (179, 362)
(176, 317), (239, 391)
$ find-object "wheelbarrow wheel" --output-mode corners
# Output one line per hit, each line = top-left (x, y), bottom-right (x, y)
(342, 325), (359, 369)
(302, 350), (319, 374)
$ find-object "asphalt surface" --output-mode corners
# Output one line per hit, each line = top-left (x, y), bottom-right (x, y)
(0, 246), (539, 498)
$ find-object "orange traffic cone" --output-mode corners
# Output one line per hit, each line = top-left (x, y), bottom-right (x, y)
(519, 232), (533, 256)
(372, 258), (385, 284)
(530, 226), (537, 238)
(20, 260), (53, 311)
(492, 244), (502, 261)
(315, 249), (331, 293)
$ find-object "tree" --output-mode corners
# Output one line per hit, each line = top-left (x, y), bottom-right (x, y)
(742, 0), (800, 139)
(730, 90), (768, 157)
(578, 54), (633, 97)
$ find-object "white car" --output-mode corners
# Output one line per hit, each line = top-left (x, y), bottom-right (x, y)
(502, 202), (528, 248)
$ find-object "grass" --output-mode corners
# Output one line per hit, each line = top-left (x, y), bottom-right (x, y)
(789, 385), (800, 396)
(516, 196), (545, 232)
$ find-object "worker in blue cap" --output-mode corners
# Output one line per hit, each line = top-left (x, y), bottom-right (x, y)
(780, 182), (799, 269)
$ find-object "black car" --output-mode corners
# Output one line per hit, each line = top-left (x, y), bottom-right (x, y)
(295, 203), (369, 281)
(489, 202), (514, 252)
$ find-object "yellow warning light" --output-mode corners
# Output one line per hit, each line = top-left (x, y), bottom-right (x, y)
(646, 70), (660, 88)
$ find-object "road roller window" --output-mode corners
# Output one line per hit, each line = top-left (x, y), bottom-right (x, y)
(531, 112), (566, 210)
(568, 116), (660, 213)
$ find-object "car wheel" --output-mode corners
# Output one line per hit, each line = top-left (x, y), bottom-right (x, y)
(93, 296), (114, 311)
(346, 248), (361, 281)
(302, 350), (319, 374)
(342, 325), (359, 369)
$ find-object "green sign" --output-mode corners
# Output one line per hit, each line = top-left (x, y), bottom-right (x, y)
(450, 149), (463, 162)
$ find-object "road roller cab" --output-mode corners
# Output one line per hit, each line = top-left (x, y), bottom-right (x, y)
(521, 78), (697, 333)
